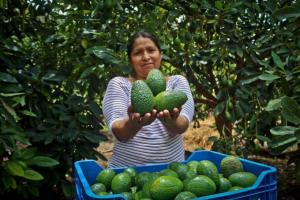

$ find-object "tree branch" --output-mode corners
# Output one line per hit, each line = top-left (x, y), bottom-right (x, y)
(186, 66), (218, 103)
(194, 98), (217, 108)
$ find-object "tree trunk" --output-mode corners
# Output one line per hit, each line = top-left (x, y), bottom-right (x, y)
(215, 114), (233, 137)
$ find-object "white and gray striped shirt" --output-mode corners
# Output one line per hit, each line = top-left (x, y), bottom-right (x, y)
(102, 75), (194, 168)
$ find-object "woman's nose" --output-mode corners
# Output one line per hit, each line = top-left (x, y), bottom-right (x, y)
(142, 52), (150, 60)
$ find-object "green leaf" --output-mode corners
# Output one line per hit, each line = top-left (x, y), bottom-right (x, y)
(85, 46), (120, 65)
(281, 96), (300, 125)
(256, 135), (272, 143)
(2, 175), (17, 190)
(28, 156), (59, 167)
(21, 147), (37, 160)
(215, 1), (223, 10)
(80, 66), (96, 79)
(28, 185), (39, 196)
(213, 101), (225, 116)
(6, 160), (24, 176)
(270, 126), (298, 136)
(42, 71), (65, 82)
(271, 51), (285, 70)
(62, 181), (74, 198)
(0, 98), (19, 121)
(22, 170), (44, 181)
(21, 110), (37, 117)
(89, 101), (102, 117)
(0, 72), (18, 83)
(273, 6), (300, 20)
(83, 132), (103, 144)
(14, 134), (31, 145)
(0, 92), (25, 97)
(265, 97), (283, 111)
(258, 73), (280, 81)
(270, 136), (297, 155)
(240, 75), (259, 85)
(295, 129), (300, 142)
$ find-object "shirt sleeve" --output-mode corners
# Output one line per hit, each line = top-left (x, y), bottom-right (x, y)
(172, 75), (195, 123)
(102, 77), (130, 135)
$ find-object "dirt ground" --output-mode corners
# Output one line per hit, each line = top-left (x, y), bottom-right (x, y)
(96, 116), (299, 199)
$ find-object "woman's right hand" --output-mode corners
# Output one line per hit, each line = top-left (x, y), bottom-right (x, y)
(128, 105), (157, 127)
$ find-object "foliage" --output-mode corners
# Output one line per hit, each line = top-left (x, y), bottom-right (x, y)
(1, 0), (300, 198)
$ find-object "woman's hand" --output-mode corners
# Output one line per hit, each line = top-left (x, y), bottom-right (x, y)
(111, 105), (157, 141)
(157, 108), (180, 124)
(128, 105), (157, 128)
(157, 107), (189, 136)
(157, 107), (181, 124)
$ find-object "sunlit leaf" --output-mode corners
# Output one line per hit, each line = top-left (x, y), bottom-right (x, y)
(265, 97), (283, 111)
(6, 160), (24, 176)
(22, 170), (44, 181)
(270, 126), (298, 136)
(21, 110), (37, 117)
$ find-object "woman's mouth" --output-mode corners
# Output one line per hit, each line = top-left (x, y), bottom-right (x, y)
(143, 63), (154, 67)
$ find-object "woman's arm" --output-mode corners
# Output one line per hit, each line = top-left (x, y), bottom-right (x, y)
(112, 106), (157, 141)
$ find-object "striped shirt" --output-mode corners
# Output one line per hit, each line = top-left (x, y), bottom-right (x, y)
(102, 75), (194, 168)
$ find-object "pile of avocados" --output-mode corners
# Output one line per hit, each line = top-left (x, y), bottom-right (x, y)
(90, 155), (258, 200)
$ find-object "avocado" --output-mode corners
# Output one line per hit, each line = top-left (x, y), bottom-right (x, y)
(197, 160), (220, 189)
(228, 172), (257, 188)
(154, 90), (188, 112)
(220, 156), (244, 178)
(145, 69), (166, 96)
(131, 80), (154, 116)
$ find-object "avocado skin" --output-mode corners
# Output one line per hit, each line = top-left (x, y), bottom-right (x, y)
(145, 69), (166, 96)
(131, 80), (154, 116)
(154, 90), (188, 112)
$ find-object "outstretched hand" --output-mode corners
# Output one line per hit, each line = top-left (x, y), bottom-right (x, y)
(128, 105), (157, 127)
(157, 107), (181, 125)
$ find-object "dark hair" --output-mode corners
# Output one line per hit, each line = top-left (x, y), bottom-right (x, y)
(127, 31), (161, 60)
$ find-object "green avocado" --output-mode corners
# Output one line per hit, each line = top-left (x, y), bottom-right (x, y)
(145, 69), (166, 96)
(154, 90), (188, 112)
(228, 172), (257, 188)
(131, 80), (154, 116)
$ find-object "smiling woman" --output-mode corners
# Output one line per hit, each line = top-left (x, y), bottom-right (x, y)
(128, 32), (162, 80)
(102, 31), (195, 168)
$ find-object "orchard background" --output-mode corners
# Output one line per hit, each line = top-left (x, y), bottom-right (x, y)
(0, 0), (299, 199)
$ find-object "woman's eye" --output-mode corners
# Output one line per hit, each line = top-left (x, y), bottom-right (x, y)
(148, 49), (156, 53)
(133, 51), (142, 55)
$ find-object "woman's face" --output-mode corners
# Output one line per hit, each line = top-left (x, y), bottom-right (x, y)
(130, 37), (161, 80)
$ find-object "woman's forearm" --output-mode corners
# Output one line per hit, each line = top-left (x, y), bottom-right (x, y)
(111, 118), (142, 141)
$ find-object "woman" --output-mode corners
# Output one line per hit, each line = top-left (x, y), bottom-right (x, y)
(102, 31), (194, 167)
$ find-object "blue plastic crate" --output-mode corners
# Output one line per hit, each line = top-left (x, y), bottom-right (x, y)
(74, 150), (277, 200)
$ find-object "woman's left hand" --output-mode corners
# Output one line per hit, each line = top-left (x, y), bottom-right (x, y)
(157, 107), (189, 135)
(157, 107), (181, 125)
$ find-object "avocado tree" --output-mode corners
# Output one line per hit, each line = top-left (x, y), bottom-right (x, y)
(0, 0), (112, 198)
